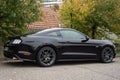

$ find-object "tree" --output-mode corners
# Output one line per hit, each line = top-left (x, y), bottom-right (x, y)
(59, 0), (120, 39)
(0, 0), (42, 42)
(59, 0), (95, 33)
(107, 0), (120, 37)
(85, 0), (120, 38)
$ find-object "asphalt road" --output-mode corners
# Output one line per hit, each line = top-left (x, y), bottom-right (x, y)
(0, 58), (120, 80)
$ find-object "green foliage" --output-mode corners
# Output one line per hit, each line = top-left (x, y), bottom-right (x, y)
(0, 0), (42, 42)
(59, 0), (94, 32)
(108, 0), (120, 36)
(86, 0), (120, 38)
(59, 0), (120, 39)
(113, 39), (120, 55)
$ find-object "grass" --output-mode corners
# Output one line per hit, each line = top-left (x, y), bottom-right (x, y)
(0, 47), (3, 58)
(114, 41), (120, 56)
(116, 48), (120, 56)
(0, 52), (4, 58)
(0, 46), (4, 58)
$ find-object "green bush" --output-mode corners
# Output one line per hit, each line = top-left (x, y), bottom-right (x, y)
(114, 39), (120, 55)
(115, 43), (120, 54)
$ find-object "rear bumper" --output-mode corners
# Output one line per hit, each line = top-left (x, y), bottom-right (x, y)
(4, 51), (15, 58)
(3, 44), (35, 61)
(4, 50), (35, 61)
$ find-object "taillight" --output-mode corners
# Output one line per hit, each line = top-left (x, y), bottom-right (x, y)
(12, 39), (21, 44)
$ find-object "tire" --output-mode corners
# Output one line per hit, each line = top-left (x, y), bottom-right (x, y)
(23, 61), (30, 63)
(100, 47), (114, 63)
(37, 47), (56, 67)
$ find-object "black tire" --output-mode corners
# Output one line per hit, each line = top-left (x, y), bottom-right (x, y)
(23, 61), (30, 63)
(101, 47), (114, 63)
(37, 47), (56, 67)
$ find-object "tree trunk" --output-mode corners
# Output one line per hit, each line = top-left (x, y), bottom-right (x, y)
(91, 25), (97, 39)
(70, 12), (73, 28)
(70, 0), (73, 28)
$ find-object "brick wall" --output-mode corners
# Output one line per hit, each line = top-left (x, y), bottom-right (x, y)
(28, 7), (60, 31)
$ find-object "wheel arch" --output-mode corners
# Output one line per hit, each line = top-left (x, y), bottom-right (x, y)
(34, 44), (58, 60)
(101, 45), (116, 58)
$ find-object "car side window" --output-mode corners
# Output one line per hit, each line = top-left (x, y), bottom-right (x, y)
(46, 32), (58, 37)
(60, 30), (85, 40)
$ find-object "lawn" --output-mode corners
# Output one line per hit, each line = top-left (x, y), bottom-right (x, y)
(0, 52), (3, 58)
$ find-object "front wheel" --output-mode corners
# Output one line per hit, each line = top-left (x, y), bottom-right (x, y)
(37, 47), (56, 67)
(101, 47), (114, 63)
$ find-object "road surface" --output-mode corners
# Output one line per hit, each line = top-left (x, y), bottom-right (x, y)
(0, 58), (120, 80)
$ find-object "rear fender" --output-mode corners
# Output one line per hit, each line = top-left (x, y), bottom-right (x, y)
(34, 44), (59, 60)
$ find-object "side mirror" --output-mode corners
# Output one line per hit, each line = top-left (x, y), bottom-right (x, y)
(86, 36), (89, 41)
(81, 36), (89, 42)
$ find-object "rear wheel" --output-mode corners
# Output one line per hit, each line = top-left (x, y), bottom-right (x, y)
(101, 47), (114, 63)
(37, 47), (56, 67)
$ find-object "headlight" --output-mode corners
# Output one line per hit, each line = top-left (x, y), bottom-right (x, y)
(12, 39), (21, 44)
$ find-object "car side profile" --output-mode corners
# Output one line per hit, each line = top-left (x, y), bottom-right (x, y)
(4, 28), (116, 67)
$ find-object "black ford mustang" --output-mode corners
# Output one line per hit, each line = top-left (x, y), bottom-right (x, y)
(4, 28), (116, 67)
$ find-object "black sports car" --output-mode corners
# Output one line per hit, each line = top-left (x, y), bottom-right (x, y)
(4, 28), (116, 67)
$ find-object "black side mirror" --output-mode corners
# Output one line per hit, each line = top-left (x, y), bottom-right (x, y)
(81, 36), (89, 42)
(86, 36), (89, 41)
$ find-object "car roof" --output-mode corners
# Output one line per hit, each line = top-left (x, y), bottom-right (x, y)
(31, 28), (78, 36)
(41, 28), (64, 32)
(34, 28), (71, 34)
(41, 28), (73, 32)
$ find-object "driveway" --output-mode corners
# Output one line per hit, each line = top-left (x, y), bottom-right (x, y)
(0, 57), (120, 80)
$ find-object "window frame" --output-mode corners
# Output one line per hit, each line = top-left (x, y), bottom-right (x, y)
(59, 29), (86, 40)
(44, 30), (61, 37)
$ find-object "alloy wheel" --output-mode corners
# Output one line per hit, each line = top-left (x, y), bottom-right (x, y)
(37, 47), (56, 67)
(101, 47), (114, 63)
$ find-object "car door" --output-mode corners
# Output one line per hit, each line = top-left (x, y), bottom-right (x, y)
(59, 29), (98, 59)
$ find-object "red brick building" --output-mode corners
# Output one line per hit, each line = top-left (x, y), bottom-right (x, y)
(28, 7), (60, 31)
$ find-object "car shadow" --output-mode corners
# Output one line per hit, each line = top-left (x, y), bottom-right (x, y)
(55, 60), (100, 66)
(1, 60), (38, 67)
(0, 59), (108, 67)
